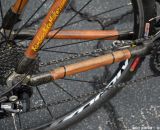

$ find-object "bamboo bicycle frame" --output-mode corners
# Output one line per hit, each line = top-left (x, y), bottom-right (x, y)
(12, 0), (146, 86)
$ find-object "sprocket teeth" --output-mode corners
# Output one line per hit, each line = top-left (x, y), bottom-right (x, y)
(0, 42), (39, 86)
(150, 40), (160, 75)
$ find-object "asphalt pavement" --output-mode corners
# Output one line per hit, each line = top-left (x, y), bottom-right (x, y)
(0, 0), (160, 130)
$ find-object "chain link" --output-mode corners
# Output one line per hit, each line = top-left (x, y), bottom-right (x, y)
(39, 0), (133, 67)
(20, 1), (149, 112)
(39, 40), (133, 67)
(29, 74), (155, 112)
(34, 1), (137, 110)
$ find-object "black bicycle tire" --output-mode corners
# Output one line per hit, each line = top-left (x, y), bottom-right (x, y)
(0, 0), (156, 129)
(26, 0), (156, 130)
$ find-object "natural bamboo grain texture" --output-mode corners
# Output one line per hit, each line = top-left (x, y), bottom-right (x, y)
(47, 30), (119, 40)
(50, 49), (131, 80)
(25, 0), (68, 59)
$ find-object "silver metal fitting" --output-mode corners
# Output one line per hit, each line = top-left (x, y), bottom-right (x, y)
(6, 71), (21, 87)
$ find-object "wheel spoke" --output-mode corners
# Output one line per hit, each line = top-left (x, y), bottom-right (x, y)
(40, 9), (133, 50)
(13, 0), (48, 41)
(24, 3), (132, 30)
(42, 35), (118, 50)
(18, 114), (22, 129)
(36, 86), (54, 119)
(52, 81), (80, 103)
(41, 49), (78, 55)
(8, 0), (23, 40)
(0, 0), (4, 22)
(63, 3), (132, 29)
(0, 0), (150, 129)
(14, 6), (133, 49)
(39, 0), (93, 50)
(12, 113), (18, 130)
(63, 78), (102, 85)
(24, 14), (46, 28)
(0, 0), (8, 41)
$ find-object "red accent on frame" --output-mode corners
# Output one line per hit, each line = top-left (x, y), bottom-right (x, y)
(130, 57), (141, 72)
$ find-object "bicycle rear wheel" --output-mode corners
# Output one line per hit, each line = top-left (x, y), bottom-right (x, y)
(0, 0), (156, 130)
(46, 0), (156, 129)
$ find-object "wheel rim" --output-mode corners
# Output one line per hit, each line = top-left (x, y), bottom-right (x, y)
(0, 0), (153, 129)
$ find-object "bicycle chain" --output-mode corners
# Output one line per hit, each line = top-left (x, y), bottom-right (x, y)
(26, 1), (149, 112)
(39, 41), (133, 67)
(29, 74), (155, 112)
(39, 0), (133, 67)
(34, 1), (137, 111)
(150, 40), (160, 75)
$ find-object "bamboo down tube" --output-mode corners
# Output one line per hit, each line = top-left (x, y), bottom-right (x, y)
(50, 49), (131, 80)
